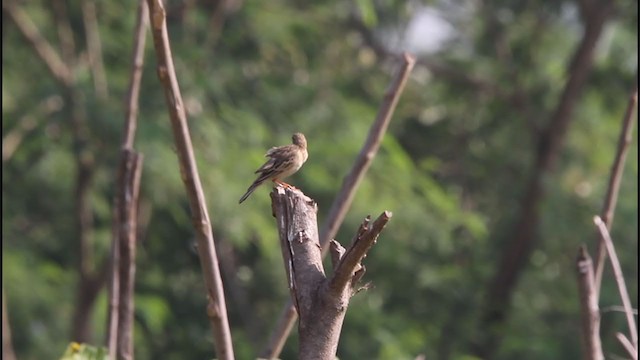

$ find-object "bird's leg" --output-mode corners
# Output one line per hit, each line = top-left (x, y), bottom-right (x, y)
(273, 179), (297, 190)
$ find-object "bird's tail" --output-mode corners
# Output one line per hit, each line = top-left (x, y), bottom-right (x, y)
(238, 181), (261, 204)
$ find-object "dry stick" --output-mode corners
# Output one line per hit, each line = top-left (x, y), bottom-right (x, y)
(260, 52), (415, 358)
(2, 289), (17, 360)
(145, 1), (234, 359)
(593, 216), (638, 354)
(106, 1), (149, 357)
(616, 333), (638, 360)
(81, 0), (109, 99)
(328, 211), (392, 295)
(593, 80), (638, 296)
(576, 245), (604, 360)
(116, 152), (144, 360)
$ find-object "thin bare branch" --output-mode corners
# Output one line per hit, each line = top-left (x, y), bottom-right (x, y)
(602, 306), (639, 315)
(5, 0), (106, 343)
(123, 0), (149, 150)
(261, 301), (297, 358)
(329, 212), (391, 295)
(260, 52), (415, 359)
(318, 52), (414, 255)
(593, 216), (638, 354)
(116, 151), (144, 360)
(2, 1), (73, 85)
(145, 1), (234, 358)
(616, 333), (638, 360)
(81, 0), (109, 99)
(577, 245), (604, 360)
(106, 218), (121, 358)
(2, 289), (17, 360)
(594, 80), (638, 295)
(107, 3), (149, 354)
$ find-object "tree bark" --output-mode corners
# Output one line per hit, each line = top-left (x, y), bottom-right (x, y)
(146, 1), (234, 358)
(271, 186), (391, 359)
(576, 246), (604, 360)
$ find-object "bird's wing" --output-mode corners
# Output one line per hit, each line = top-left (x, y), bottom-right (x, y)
(255, 157), (276, 173)
(256, 145), (291, 173)
(265, 145), (290, 158)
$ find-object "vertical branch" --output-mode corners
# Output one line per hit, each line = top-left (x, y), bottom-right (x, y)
(593, 216), (638, 354)
(122, 0), (149, 150)
(145, 1), (234, 358)
(81, 0), (109, 99)
(107, 215), (121, 357)
(260, 52), (415, 359)
(107, 0), (148, 357)
(593, 80), (638, 295)
(116, 152), (144, 360)
(576, 246), (604, 360)
(616, 333), (638, 360)
(2, 289), (17, 360)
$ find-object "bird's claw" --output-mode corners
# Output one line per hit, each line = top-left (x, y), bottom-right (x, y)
(274, 180), (297, 190)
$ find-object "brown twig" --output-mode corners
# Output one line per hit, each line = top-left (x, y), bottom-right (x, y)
(319, 52), (414, 254)
(122, 0), (149, 150)
(576, 245), (604, 360)
(106, 217), (121, 357)
(2, 289), (17, 360)
(260, 52), (415, 358)
(329, 212), (391, 295)
(116, 151), (144, 360)
(616, 333), (638, 360)
(260, 300), (297, 358)
(593, 216), (638, 354)
(81, 0), (109, 99)
(106, 0), (149, 359)
(593, 80), (638, 295)
(145, 1), (234, 358)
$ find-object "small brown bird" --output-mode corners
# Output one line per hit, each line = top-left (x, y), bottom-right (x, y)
(239, 132), (308, 204)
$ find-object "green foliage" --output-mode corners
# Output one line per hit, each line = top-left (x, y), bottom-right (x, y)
(59, 343), (108, 360)
(2, 0), (637, 359)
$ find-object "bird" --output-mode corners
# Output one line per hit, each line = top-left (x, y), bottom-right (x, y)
(239, 132), (308, 204)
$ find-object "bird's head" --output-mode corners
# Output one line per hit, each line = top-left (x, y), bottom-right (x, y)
(292, 132), (307, 149)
